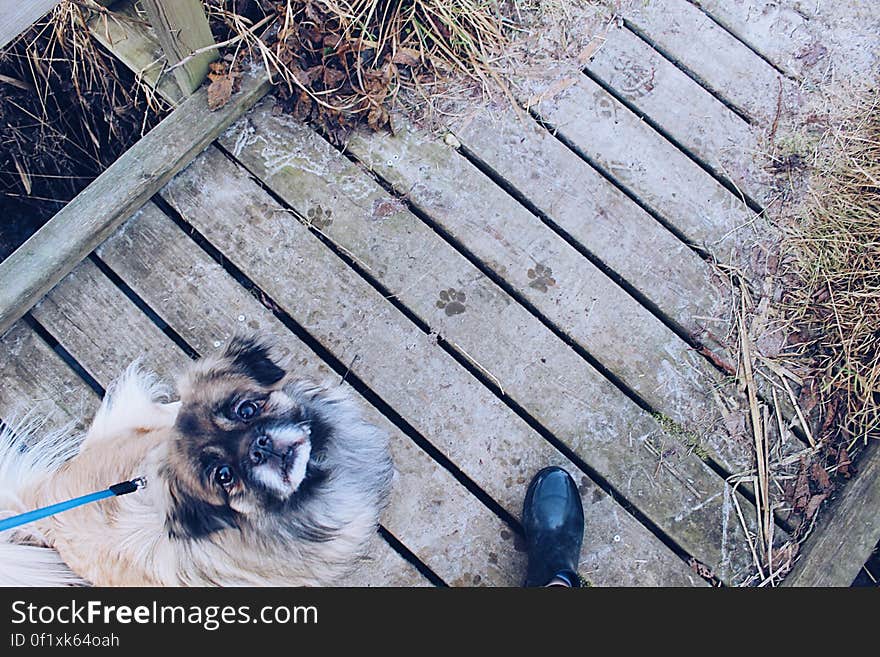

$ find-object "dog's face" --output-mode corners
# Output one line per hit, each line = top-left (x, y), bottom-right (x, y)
(163, 337), (327, 539)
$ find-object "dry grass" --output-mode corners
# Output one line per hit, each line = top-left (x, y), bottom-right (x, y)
(725, 88), (880, 585)
(0, 1), (167, 259)
(784, 92), (880, 450)
(201, 0), (514, 135)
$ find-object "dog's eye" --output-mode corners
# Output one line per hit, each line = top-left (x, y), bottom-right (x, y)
(234, 400), (260, 421)
(215, 465), (235, 488)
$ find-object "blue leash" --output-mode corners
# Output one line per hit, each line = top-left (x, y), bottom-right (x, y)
(0, 477), (146, 533)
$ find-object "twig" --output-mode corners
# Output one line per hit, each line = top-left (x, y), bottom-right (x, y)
(738, 290), (770, 560)
(730, 481), (766, 581)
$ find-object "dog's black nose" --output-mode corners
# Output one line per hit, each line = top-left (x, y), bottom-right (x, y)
(250, 435), (272, 465)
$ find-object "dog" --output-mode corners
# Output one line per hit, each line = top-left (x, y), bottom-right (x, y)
(0, 336), (393, 586)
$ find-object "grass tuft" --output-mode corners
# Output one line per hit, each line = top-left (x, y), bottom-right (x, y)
(785, 92), (880, 449)
(202, 0), (514, 138)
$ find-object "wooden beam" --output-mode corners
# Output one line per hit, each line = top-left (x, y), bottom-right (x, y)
(140, 0), (217, 96)
(0, 71), (269, 339)
(86, 0), (183, 105)
(0, 0), (61, 50)
(783, 441), (880, 586)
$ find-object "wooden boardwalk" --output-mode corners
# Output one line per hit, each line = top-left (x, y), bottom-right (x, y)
(2, 0), (878, 586)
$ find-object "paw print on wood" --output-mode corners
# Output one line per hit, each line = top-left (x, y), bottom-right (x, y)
(527, 264), (557, 293)
(306, 205), (333, 230)
(436, 288), (466, 316)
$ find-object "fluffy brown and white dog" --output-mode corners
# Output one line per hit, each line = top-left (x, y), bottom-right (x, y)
(0, 336), (393, 586)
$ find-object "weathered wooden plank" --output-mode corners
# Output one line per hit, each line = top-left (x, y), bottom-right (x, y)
(450, 105), (731, 352)
(692, 1), (880, 85)
(624, 0), (787, 125)
(150, 152), (707, 586)
(688, 0), (813, 79)
(0, 322), (93, 434)
(141, 0), (216, 96)
(530, 74), (760, 267)
(345, 537), (430, 587)
(31, 259), (184, 385)
(94, 205), (528, 587)
(27, 257), (430, 587)
(0, 70), (269, 339)
(585, 23), (771, 205)
(783, 441), (880, 587)
(0, 0), (60, 50)
(341, 113), (759, 478)
(219, 105), (764, 579)
(87, 0), (183, 104)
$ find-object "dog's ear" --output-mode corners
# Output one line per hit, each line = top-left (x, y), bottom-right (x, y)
(224, 336), (285, 387)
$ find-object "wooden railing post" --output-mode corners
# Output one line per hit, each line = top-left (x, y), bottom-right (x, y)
(140, 0), (217, 96)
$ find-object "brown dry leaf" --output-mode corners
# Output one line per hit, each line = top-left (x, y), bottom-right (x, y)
(798, 378), (819, 416)
(805, 493), (828, 519)
(786, 328), (813, 347)
(837, 447), (852, 478)
(392, 47), (421, 67)
(811, 462), (833, 493)
(790, 458), (811, 511)
(206, 62), (241, 111)
(697, 345), (736, 376)
(323, 66), (345, 88)
(207, 76), (235, 110)
(820, 395), (840, 435)
(304, 65), (324, 84)
(687, 558), (719, 585)
(367, 103), (389, 131)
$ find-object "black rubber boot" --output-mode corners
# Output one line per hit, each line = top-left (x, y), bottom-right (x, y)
(522, 466), (585, 587)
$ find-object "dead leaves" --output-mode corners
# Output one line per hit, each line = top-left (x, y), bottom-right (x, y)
(263, 2), (430, 138)
(391, 47), (421, 68)
(788, 456), (836, 521)
(210, 1), (485, 137)
(811, 461), (832, 491)
(836, 447), (852, 478)
(687, 558), (721, 586)
(206, 61), (242, 111)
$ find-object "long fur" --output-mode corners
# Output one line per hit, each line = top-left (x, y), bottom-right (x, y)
(83, 361), (177, 449)
(0, 364), (172, 587)
(0, 416), (87, 586)
(1, 342), (393, 587)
